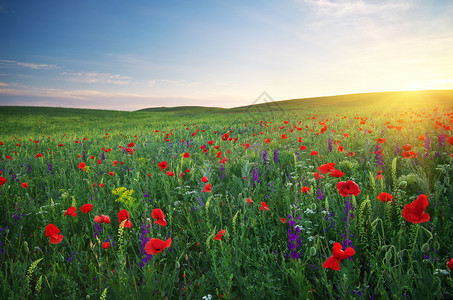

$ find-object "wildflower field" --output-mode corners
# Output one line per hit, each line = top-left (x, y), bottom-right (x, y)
(1, 93), (453, 299)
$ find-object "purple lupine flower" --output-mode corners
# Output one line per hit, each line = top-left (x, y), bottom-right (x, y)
(252, 168), (260, 186)
(316, 187), (324, 200)
(341, 198), (354, 251)
(139, 222), (153, 269)
(439, 134), (447, 147)
(424, 136), (431, 151)
(263, 150), (267, 165)
(101, 152), (105, 160)
(11, 172), (18, 182)
(93, 222), (102, 238)
(286, 214), (302, 260)
(273, 149), (278, 163)
(395, 143), (401, 156)
(375, 144), (384, 167)
(328, 138), (333, 152)
(219, 164), (225, 180)
(47, 163), (53, 175)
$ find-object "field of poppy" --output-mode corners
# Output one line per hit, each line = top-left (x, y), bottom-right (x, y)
(1, 93), (453, 299)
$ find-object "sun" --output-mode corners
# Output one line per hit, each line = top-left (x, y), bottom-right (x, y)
(405, 82), (433, 91)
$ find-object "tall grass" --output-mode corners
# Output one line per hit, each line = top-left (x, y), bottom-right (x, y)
(0, 103), (452, 299)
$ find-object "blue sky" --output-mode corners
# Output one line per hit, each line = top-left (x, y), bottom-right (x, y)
(1, 0), (453, 110)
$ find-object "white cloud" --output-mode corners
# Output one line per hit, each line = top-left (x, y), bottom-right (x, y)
(0, 59), (58, 70)
(0, 82), (9, 87)
(147, 79), (188, 87)
(59, 71), (132, 85)
(301, 0), (411, 17)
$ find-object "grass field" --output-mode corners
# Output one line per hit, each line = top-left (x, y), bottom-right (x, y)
(1, 90), (453, 299)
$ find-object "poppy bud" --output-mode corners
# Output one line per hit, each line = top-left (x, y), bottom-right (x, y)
(309, 246), (316, 256)
(23, 241), (29, 254)
(385, 250), (393, 261)
(398, 181), (407, 189)
(421, 243), (430, 253)
(433, 241), (440, 251)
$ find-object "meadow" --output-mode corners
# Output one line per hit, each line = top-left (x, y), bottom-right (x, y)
(1, 91), (453, 299)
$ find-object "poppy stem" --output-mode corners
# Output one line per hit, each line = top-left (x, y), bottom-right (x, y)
(409, 224), (420, 269)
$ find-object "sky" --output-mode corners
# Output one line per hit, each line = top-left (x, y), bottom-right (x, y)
(1, 0), (453, 111)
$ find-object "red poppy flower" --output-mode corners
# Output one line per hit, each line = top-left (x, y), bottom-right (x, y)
(118, 209), (132, 228)
(376, 138), (386, 144)
(323, 242), (355, 271)
(318, 163), (336, 174)
(36, 153), (42, 158)
(280, 218), (287, 224)
(99, 183), (104, 187)
(265, 138), (271, 143)
(246, 198), (253, 203)
(78, 162), (85, 169)
(310, 151), (318, 156)
(299, 145), (307, 150)
(113, 160), (118, 166)
(81, 204), (93, 213)
(21, 182), (28, 188)
(377, 192), (393, 203)
(145, 238), (172, 255)
(402, 144), (412, 151)
(313, 172), (324, 180)
(203, 184), (212, 192)
(201, 176), (208, 183)
(301, 186), (310, 194)
(214, 230), (227, 241)
(376, 170), (383, 180)
(152, 208), (167, 226)
(166, 171), (175, 176)
(336, 180), (361, 197)
(64, 206), (77, 217)
(402, 151), (412, 158)
(0, 176), (6, 186)
(402, 194), (430, 223)
(330, 169), (345, 178)
(109, 171), (115, 176)
(447, 258), (453, 271)
(158, 161), (168, 171)
(102, 242), (110, 249)
(45, 224), (64, 244)
(260, 201), (269, 211)
(94, 214), (111, 224)
(221, 133), (229, 140)
(183, 152), (190, 158)
(281, 134), (287, 139)
(447, 137), (453, 146)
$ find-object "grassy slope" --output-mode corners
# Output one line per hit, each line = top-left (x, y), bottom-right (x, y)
(230, 90), (453, 112)
(1, 90), (452, 117)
